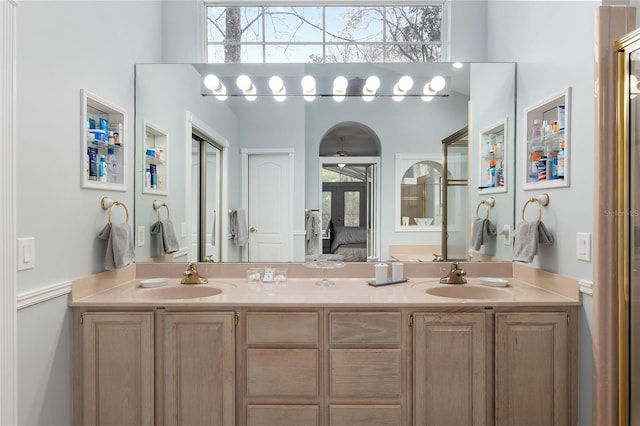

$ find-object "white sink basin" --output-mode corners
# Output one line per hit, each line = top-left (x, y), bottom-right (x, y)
(143, 286), (223, 300)
(425, 285), (511, 300)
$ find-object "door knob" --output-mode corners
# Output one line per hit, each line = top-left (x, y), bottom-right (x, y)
(250, 227), (258, 233)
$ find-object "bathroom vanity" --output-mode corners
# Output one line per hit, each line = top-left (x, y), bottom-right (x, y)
(70, 265), (579, 426)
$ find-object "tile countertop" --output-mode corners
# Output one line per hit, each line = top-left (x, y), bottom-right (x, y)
(69, 276), (581, 308)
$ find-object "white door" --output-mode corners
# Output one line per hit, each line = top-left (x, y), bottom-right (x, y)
(248, 154), (291, 262)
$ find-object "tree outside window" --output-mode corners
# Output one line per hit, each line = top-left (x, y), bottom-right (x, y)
(206, 5), (443, 63)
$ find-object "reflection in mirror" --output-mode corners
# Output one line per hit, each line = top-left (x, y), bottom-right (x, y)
(395, 154), (442, 231)
(441, 127), (469, 261)
(191, 134), (222, 262)
(134, 62), (516, 263)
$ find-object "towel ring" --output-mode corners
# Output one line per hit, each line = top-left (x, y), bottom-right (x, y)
(107, 201), (129, 227)
(476, 197), (495, 219)
(153, 200), (170, 222)
(521, 193), (550, 223)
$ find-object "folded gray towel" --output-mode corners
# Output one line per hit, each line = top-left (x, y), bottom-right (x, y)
(234, 209), (248, 247)
(150, 219), (179, 255)
(149, 221), (164, 257)
(470, 217), (497, 251)
(98, 223), (135, 270)
(513, 220), (554, 263)
(161, 219), (179, 253)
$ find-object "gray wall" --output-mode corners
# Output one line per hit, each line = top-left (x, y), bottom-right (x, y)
(14, 1), (602, 425)
(16, 1), (162, 424)
(487, 2), (597, 425)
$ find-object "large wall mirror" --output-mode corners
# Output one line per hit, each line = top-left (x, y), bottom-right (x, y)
(134, 62), (516, 263)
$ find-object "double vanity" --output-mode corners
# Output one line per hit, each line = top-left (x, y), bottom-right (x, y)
(70, 262), (580, 426)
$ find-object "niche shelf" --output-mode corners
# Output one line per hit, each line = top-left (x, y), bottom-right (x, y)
(523, 88), (571, 190)
(81, 89), (127, 191)
(142, 121), (169, 195)
(478, 119), (507, 194)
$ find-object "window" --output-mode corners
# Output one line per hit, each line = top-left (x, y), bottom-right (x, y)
(205, 4), (443, 63)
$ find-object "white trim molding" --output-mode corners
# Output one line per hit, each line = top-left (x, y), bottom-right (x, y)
(578, 279), (593, 296)
(1, 0), (18, 424)
(16, 281), (72, 311)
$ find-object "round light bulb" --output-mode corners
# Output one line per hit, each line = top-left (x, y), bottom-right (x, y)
(236, 75), (252, 91)
(333, 95), (345, 103)
(423, 83), (437, 96)
(301, 75), (316, 92)
(398, 75), (414, 92)
(269, 76), (284, 92)
(204, 74), (221, 91)
(421, 95), (434, 102)
(364, 75), (380, 94)
(333, 76), (348, 93)
(453, 62), (463, 69)
(430, 75), (446, 92)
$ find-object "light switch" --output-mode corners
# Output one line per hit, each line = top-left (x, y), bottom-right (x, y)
(137, 226), (145, 247)
(576, 232), (591, 262)
(17, 237), (35, 271)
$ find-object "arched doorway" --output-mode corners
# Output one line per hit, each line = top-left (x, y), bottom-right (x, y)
(319, 122), (380, 262)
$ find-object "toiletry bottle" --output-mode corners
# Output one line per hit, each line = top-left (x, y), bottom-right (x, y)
(530, 120), (542, 140)
(150, 163), (157, 189)
(98, 155), (107, 183)
(487, 159), (496, 188)
(557, 140), (566, 179)
(107, 147), (117, 183)
(145, 167), (151, 188)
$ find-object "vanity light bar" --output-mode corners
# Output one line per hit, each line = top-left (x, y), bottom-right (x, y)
(202, 74), (448, 102)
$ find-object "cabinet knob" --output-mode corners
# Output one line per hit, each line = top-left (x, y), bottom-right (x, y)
(249, 227), (258, 233)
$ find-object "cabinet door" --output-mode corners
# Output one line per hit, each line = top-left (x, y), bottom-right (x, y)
(495, 312), (569, 426)
(81, 312), (154, 426)
(163, 312), (235, 426)
(413, 313), (489, 426)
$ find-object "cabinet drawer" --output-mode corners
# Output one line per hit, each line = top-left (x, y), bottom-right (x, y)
(329, 312), (401, 345)
(247, 348), (319, 397)
(330, 349), (401, 398)
(329, 405), (401, 426)
(247, 405), (319, 426)
(247, 312), (319, 345)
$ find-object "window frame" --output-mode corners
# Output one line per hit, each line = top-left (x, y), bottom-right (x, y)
(203, 2), (446, 63)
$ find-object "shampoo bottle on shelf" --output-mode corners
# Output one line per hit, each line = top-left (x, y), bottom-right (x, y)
(145, 167), (151, 188)
(98, 155), (107, 183)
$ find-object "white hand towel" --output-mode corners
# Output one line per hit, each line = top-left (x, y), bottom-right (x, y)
(98, 223), (135, 270)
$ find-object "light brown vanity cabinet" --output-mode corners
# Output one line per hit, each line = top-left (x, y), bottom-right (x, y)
(74, 310), (235, 426)
(412, 312), (492, 426)
(327, 311), (405, 426)
(75, 311), (155, 426)
(160, 311), (235, 426)
(242, 311), (322, 426)
(495, 312), (571, 426)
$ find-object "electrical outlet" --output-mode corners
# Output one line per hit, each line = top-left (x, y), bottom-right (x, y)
(17, 237), (35, 271)
(501, 225), (513, 245)
(576, 232), (591, 262)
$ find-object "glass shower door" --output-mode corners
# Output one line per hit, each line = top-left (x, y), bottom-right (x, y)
(629, 46), (640, 426)
(441, 127), (469, 261)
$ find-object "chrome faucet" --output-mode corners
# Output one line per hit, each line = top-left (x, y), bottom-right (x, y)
(440, 262), (467, 284)
(181, 263), (208, 285)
